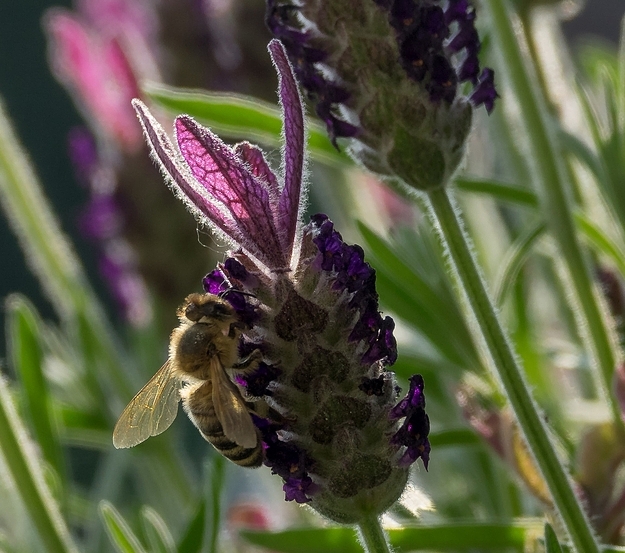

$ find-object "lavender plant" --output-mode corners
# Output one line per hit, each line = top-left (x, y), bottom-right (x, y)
(3, 1), (625, 553)
(131, 40), (430, 535)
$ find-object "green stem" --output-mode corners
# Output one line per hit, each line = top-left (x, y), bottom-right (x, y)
(426, 187), (600, 553)
(357, 515), (392, 553)
(0, 376), (79, 553)
(482, 0), (621, 422)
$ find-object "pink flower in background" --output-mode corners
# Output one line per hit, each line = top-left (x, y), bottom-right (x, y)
(45, 10), (142, 151)
(44, 0), (160, 152)
(75, 0), (161, 81)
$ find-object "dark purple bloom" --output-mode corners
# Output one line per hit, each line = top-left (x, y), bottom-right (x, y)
(469, 68), (499, 114)
(69, 126), (151, 327)
(283, 476), (319, 503)
(68, 126), (99, 182)
(391, 375), (431, 469)
(263, 0), (496, 192)
(78, 195), (122, 240)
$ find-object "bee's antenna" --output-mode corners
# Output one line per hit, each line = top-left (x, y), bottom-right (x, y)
(219, 288), (257, 300)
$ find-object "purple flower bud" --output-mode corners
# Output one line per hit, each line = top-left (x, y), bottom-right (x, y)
(390, 375), (430, 469)
(265, 0), (498, 190)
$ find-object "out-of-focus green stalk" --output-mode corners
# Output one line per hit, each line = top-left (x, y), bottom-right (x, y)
(426, 187), (600, 553)
(0, 98), (133, 401)
(0, 375), (79, 553)
(0, 98), (194, 501)
(482, 0), (621, 423)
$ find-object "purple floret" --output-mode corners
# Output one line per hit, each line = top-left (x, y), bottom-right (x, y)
(238, 362), (282, 397)
(390, 374), (431, 469)
(283, 476), (319, 503)
(469, 68), (498, 114)
(203, 269), (228, 295)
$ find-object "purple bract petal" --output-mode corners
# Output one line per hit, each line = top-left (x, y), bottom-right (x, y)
(175, 116), (287, 270)
(234, 142), (280, 198)
(269, 39), (305, 263)
(133, 99), (251, 248)
(133, 99), (289, 271)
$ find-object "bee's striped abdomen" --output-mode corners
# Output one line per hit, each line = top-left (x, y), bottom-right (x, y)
(183, 381), (263, 468)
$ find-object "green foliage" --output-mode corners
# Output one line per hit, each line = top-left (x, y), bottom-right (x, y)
(242, 521), (538, 552)
(100, 502), (147, 553)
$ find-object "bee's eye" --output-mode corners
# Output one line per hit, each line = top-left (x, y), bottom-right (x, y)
(185, 303), (202, 322)
(210, 303), (231, 319)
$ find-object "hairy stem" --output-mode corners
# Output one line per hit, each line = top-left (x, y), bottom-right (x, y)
(357, 516), (392, 553)
(425, 186), (600, 553)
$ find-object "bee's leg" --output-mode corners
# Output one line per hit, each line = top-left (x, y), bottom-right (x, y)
(249, 400), (288, 424)
(232, 349), (262, 373)
(228, 320), (249, 338)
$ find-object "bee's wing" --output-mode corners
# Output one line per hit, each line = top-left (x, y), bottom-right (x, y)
(112, 360), (181, 449)
(210, 359), (257, 449)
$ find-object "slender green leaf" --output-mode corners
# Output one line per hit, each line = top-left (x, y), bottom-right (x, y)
(574, 211), (625, 278)
(389, 521), (536, 551)
(0, 375), (78, 553)
(241, 527), (360, 553)
(493, 220), (546, 305)
(0, 97), (140, 412)
(6, 296), (66, 486)
(140, 506), (175, 553)
(429, 428), (481, 448)
(143, 83), (349, 166)
(454, 177), (539, 207)
(207, 457), (225, 553)
(99, 501), (147, 553)
(618, 17), (625, 126)
(177, 500), (206, 553)
(558, 129), (610, 187)
(0, 98), (86, 318)
(544, 523), (564, 553)
(455, 175), (625, 284)
(242, 520), (540, 552)
(576, 80), (607, 157)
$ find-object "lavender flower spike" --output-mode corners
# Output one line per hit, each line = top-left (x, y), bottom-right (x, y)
(132, 40), (304, 273)
(132, 40), (429, 524)
(266, 0), (499, 190)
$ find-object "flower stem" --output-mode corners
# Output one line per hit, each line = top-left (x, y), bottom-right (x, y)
(357, 516), (392, 553)
(425, 186), (600, 553)
(482, 0), (621, 423)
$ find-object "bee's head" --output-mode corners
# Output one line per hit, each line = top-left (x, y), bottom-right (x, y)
(183, 293), (235, 323)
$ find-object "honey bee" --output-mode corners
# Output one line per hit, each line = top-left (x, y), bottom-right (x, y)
(113, 292), (264, 467)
